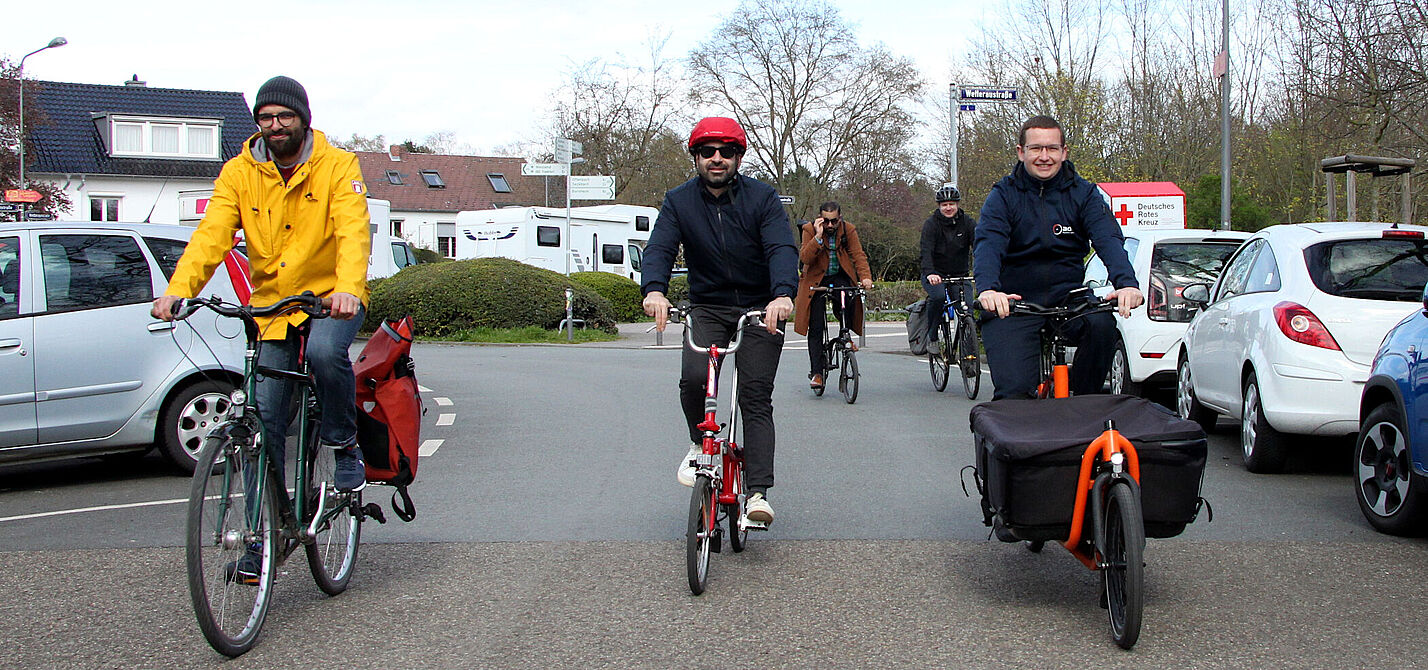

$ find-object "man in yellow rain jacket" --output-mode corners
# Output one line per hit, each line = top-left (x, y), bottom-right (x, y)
(152, 76), (371, 528)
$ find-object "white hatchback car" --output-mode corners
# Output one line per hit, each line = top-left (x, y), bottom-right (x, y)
(0, 222), (250, 474)
(1175, 221), (1428, 473)
(1084, 228), (1251, 395)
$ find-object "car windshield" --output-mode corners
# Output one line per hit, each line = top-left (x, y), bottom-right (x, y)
(1304, 238), (1428, 301)
(1148, 241), (1243, 322)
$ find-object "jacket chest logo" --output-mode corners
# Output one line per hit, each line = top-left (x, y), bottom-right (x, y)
(1051, 223), (1076, 237)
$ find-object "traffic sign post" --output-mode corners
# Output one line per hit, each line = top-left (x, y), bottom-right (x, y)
(948, 83), (1019, 187)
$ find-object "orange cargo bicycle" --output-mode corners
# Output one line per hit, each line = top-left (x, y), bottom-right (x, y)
(966, 291), (1210, 649)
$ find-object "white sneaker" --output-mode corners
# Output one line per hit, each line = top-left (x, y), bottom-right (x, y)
(676, 444), (700, 487)
(745, 492), (774, 524)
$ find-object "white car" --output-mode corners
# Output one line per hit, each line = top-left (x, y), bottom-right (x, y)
(1084, 228), (1251, 395)
(0, 222), (250, 474)
(1175, 221), (1428, 473)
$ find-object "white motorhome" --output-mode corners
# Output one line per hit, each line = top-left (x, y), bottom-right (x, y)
(454, 204), (657, 279)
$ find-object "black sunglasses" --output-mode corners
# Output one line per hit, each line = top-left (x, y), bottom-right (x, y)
(693, 145), (741, 159)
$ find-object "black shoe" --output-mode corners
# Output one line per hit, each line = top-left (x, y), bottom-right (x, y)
(992, 518), (1020, 543)
(224, 545), (263, 585)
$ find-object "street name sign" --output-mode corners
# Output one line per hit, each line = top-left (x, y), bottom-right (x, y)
(554, 138), (583, 164)
(522, 162), (569, 177)
(958, 86), (1018, 103)
(778, 195), (795, 205)
(0, 203), (20, 213)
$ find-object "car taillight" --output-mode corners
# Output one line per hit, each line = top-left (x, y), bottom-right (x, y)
(1273, 301), (1340, 350)
(1148, 275), (1168, 321)
(1383, 229), (1424, 239)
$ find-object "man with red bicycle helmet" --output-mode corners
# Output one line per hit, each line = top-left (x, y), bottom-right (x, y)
(643, 116), (797, 525)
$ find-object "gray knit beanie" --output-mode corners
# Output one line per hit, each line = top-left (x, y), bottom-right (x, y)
(253, 76), (311, 127)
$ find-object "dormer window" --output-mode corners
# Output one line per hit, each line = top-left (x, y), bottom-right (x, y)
(487, 173), (512, 193)
(420, 170), (445, 188)
(101, 114), (222, 160)
(386, 170), (403, 185)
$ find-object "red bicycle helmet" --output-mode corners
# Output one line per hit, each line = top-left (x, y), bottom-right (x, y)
(688, 117), (747, 151)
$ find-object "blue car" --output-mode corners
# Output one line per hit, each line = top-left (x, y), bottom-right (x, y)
(1357, 283), (1428, 535)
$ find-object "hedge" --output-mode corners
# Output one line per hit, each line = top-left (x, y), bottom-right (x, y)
(364, 258), (618, 337)
(570, 272), (644, 322)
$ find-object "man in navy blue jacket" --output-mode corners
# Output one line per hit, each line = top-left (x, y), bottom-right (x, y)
(642, 116), (798, 525)
(974, 115), (1144, 399)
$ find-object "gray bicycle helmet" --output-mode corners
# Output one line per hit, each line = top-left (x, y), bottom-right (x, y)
(936, 184), (961, 203)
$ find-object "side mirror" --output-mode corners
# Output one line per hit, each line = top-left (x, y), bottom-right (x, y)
(1182, 283), (1211, 306)
(1084, 278), (1106, 289)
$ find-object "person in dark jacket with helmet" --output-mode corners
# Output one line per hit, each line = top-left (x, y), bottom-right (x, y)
(920, 184), (976, 345)
(642, 116), (798, 525)
(974, 115), (1143, 400)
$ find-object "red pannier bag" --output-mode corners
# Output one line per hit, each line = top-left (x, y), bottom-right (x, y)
(354, 315), (422, 521)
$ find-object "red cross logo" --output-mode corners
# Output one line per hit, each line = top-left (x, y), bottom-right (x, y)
(1114, 203), (1134, 226)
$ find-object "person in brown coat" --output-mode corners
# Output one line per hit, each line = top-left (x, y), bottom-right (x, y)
(794, 201), (874, 391)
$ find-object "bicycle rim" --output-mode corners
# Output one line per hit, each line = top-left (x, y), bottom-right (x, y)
(185, 434), (276, 657)
(958, 317), (981, 399)
(305, 444), (362, 595)
(686, 476), (715, 595)
(842, 349), (859, 403)
(727, 458), (748, 553)
(930, 324), (950, 392)
(1103, 481), (1145, 649)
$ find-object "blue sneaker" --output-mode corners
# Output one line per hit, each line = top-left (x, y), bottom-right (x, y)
(332, 445), (367, 492)
(225, 544), (263, 585)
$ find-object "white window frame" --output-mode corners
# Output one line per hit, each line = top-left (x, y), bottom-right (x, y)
(108, 115), (222, 160)
(88, 194), (123, 222)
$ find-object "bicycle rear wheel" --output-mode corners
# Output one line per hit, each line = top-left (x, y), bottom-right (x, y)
(929, 322), (951, 392)
(957, 315), (981, 399)
(1102, 480), (1145, 649)
(185, 433), (277, 657)
(304, 442), (362, 595)
(687, 475), (716, 595)
(841, 348), (859, 404)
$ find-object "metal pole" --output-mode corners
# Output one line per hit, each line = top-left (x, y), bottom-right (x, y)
(948, 83), (959, 187)
(16, 38), (67, 196)
(565, 159), (572, 276)
(565, 288), (575, 341)
(1219, 0), (1231, 231)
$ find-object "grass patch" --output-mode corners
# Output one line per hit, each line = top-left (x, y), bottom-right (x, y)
(434, 326), (622, 344)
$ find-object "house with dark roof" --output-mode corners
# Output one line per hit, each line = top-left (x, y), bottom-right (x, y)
(26, 76), (255, 224)
(353, 145), (550, 257)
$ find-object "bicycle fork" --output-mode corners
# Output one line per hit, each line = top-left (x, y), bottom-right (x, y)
(1063, 422), (1141, 569)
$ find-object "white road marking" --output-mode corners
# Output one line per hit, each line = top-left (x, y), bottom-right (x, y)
(418, 439), (445, 457)
(418, 384), (433, 393)
(434, 397), (453, 406)
(436, 413), (455, 426)
(0, 487), (297, 524)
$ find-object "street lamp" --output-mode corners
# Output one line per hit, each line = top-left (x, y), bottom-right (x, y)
(17, 37), (68, 191)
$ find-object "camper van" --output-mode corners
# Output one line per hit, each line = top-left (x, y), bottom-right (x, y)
(454, 204), (657, 279)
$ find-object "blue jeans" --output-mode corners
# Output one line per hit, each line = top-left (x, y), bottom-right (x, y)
(255, 307), (365, 465)
(921, 278), (963, 339)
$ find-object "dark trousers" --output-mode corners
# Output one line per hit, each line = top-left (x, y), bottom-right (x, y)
(981, 309), (1115, 400)
(807, 272), (851, 375)
(679, 304), (784, 493)
(921, 278), (964, 339)
(255, 307), (365, 466)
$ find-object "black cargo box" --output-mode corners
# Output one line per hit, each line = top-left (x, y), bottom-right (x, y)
(970, 394), (1207, 540)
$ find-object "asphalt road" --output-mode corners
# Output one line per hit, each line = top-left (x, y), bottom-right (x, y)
(2, 322), (1426, 667)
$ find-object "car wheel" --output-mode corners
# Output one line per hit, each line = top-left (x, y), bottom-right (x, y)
(158, 380), (236, 474)
(1241, 373), (1288, 474)
(1354, 403), (1428, 536)
(1176, 356), (1217, 432)
(1110, 340), (1141, 397)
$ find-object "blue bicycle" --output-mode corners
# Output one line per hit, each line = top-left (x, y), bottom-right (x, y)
(928, 276), (981, 399)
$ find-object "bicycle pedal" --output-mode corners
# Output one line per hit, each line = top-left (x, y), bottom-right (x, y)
(740, 517), (770, 531)
(361, 502), (387, 524)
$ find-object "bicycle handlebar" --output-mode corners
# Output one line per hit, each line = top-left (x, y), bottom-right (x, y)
(670, 306), (769, 355)
(1008, 296), (1117, 320)
(809, 285), (866, 294)
(174, 292), (331, 322)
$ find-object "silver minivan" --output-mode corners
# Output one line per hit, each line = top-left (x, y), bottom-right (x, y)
(0, 222), (249, 473)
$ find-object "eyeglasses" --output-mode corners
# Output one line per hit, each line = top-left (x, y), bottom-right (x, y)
(1022, 144), (1064, 155)
(693, 144), (741, 159)
(256, 111), (299, 127)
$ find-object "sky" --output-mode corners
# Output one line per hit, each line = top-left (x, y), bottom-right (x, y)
(8, 0), (991, 157)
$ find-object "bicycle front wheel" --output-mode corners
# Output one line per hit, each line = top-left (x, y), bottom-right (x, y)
(185, 433), (277, 657)
(687, 475), (716, 595)
(1102, 480), (1145, 649)
(841, 349), (860, 404)
(957, 316), (982, 399)
(727, 454), (748, 553)
(929, 322), (951, 392)
(304, 444), (362, 595)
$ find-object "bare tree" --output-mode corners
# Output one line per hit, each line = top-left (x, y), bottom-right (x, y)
(329, 132), (389, 152)
(686, 0), (923, 200)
